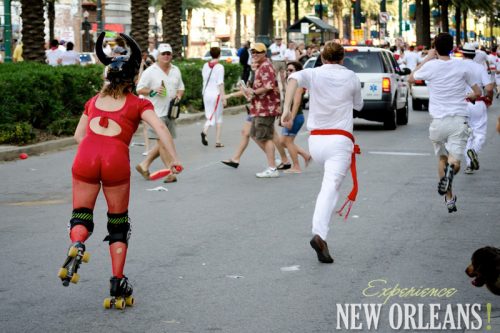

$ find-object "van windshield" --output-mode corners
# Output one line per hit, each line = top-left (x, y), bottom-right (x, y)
(343, 52), (384, 73)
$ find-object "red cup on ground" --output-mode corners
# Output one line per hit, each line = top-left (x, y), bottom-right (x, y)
(19, 153), (28, 159)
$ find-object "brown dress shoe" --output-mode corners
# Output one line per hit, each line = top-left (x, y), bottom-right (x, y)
(163, 174), (177, 183)
(310, 235), (334, 263)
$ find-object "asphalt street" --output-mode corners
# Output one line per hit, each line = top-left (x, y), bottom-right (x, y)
(1, 101), (499, 333)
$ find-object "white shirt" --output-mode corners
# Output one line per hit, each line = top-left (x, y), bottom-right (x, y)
(473, 50), (488, 68)
(404, 51), (419, 71)
(290, 64), (363, 132)
(202, 62), (224, 96)
(462, 59), (493, 94)
(60, 50), (80, 65)
(414, 59), (478, 119)
(148, 48), (159, 60)
(46, 48), (64, 66)
(269, 43), (286, 61)
(137, 63), (185, 117)
(283, 48), (296, 62)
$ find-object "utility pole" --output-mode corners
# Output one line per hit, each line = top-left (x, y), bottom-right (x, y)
(3, 0), (12, 62)
(97, 0), (103, 33)
(399, 0), (403, 37)
(380, 0), (386, 41)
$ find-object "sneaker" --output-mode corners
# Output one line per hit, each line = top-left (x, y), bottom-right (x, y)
(464, 166), (474, 175)
(438, 164), (454, 195)
(467, 149), (479, 170)
(256, 167), (279, 178)
(445, 195), (457, 213)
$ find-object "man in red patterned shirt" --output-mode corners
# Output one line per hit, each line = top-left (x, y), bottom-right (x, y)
(244, 43), (282, 178)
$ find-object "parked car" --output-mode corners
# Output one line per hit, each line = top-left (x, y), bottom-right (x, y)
(314, 46), (410, 129)
(79, 52), (97, 66)
(202, 48), (239, 63)
(303, 56), (317, 69)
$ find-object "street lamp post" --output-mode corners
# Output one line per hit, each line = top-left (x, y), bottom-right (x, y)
(96, 0), (103, 33)
(82, 10), (91, 52)
(3, 0), (12, 62)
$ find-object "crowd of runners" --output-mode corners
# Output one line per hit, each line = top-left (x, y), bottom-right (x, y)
(57, 32), (500, 307)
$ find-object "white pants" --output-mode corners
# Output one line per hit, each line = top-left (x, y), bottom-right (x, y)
(203, 92), (223, 127)
(465, 101), (487, 165)
(309, 135), (353, 240)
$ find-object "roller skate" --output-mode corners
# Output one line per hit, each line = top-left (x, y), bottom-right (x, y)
(103, 276), (134, 310)
(57, 242), (90, 286)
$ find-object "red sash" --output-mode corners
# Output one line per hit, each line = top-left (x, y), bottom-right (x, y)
(310, 129), (361, 220)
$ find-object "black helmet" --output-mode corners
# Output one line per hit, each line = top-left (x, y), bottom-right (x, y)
(95, 32), (141, 84)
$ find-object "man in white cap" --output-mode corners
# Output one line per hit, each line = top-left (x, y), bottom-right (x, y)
(460, 42), (494, 175)
(136, 43), (185, 183)
(409, 33), (481, 213)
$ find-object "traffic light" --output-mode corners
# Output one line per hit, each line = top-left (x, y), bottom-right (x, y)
(353, 0), (362, 29)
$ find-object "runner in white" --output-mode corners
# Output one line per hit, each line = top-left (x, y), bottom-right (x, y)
(460, 43), (495, 175)
(409, 33), (481, 213)
(282, 41), (363, 263)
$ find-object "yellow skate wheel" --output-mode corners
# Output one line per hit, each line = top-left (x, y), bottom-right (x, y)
(70, 273), (80, 284)
(115, 298), (125, 310)
(103, 298), (112, 309)
(125, 296), (134, 306)
(58, 268), (68, 279)
(68, 246), (79, 258)
(81, 252), (90, 263)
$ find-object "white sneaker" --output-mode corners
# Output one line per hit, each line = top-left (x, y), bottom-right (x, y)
(256, 167), (279, 178)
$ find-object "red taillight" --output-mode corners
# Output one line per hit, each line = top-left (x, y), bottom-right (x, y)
(382, 77), (391, 93)
(414, 80), (426, 86)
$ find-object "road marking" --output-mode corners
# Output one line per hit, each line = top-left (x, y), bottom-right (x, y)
(5, 199), (67, 206)
(368, 151), (431, 156)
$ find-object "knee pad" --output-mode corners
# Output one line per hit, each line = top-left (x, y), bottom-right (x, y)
(103, 211), (131, 245)
(69, 208), (94, 234)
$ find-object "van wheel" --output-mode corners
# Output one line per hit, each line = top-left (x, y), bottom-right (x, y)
(397, 97), (409, 125)
(384, 102), (397, 130)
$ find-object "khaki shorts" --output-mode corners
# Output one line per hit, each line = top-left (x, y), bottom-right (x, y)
(272, 60), (286, 73)
(148, 116), (176, 139)
(429, 115), (470, 160)
(251, 116), (275, 141)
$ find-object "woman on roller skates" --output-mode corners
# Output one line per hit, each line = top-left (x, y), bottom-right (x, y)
(58, 32), (182, 309)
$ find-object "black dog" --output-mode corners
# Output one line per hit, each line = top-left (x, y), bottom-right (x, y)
(466, 246), (500, 296)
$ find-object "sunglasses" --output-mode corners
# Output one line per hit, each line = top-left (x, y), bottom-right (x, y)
(251, 51), (265, 54)
(160, 51), (172, 56)
(287, 68), (295, 73)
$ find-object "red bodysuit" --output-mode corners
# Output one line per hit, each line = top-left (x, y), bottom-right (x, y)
(72, 93), (153, 186)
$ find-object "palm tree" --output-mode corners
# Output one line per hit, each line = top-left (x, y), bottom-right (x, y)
(130, 0), (150, 52)
(236, 0), (242, 48)
(46, 0), (56, 42)
(21, 0), (46, 62)
(161, 0), (183, 59)
(415, 0), (431, 48)
(438, 0), (451, 32)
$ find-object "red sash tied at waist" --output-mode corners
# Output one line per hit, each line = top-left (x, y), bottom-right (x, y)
(310, 129), (361, 220)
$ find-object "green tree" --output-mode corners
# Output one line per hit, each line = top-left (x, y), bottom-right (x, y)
(130, 0), (150, 52)
(21, 0), (46, 62)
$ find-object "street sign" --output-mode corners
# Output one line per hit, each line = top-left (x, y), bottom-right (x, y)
(379, 12), (389, 24)
(301, 23), (309, 34)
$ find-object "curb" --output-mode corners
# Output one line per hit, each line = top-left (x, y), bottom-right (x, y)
(0, 104), (247, 162)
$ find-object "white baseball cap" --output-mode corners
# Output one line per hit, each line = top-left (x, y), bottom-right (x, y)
(158, 43), (172, 53)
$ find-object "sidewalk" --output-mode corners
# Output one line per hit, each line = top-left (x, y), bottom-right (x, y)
(0, 105), (246, 162)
